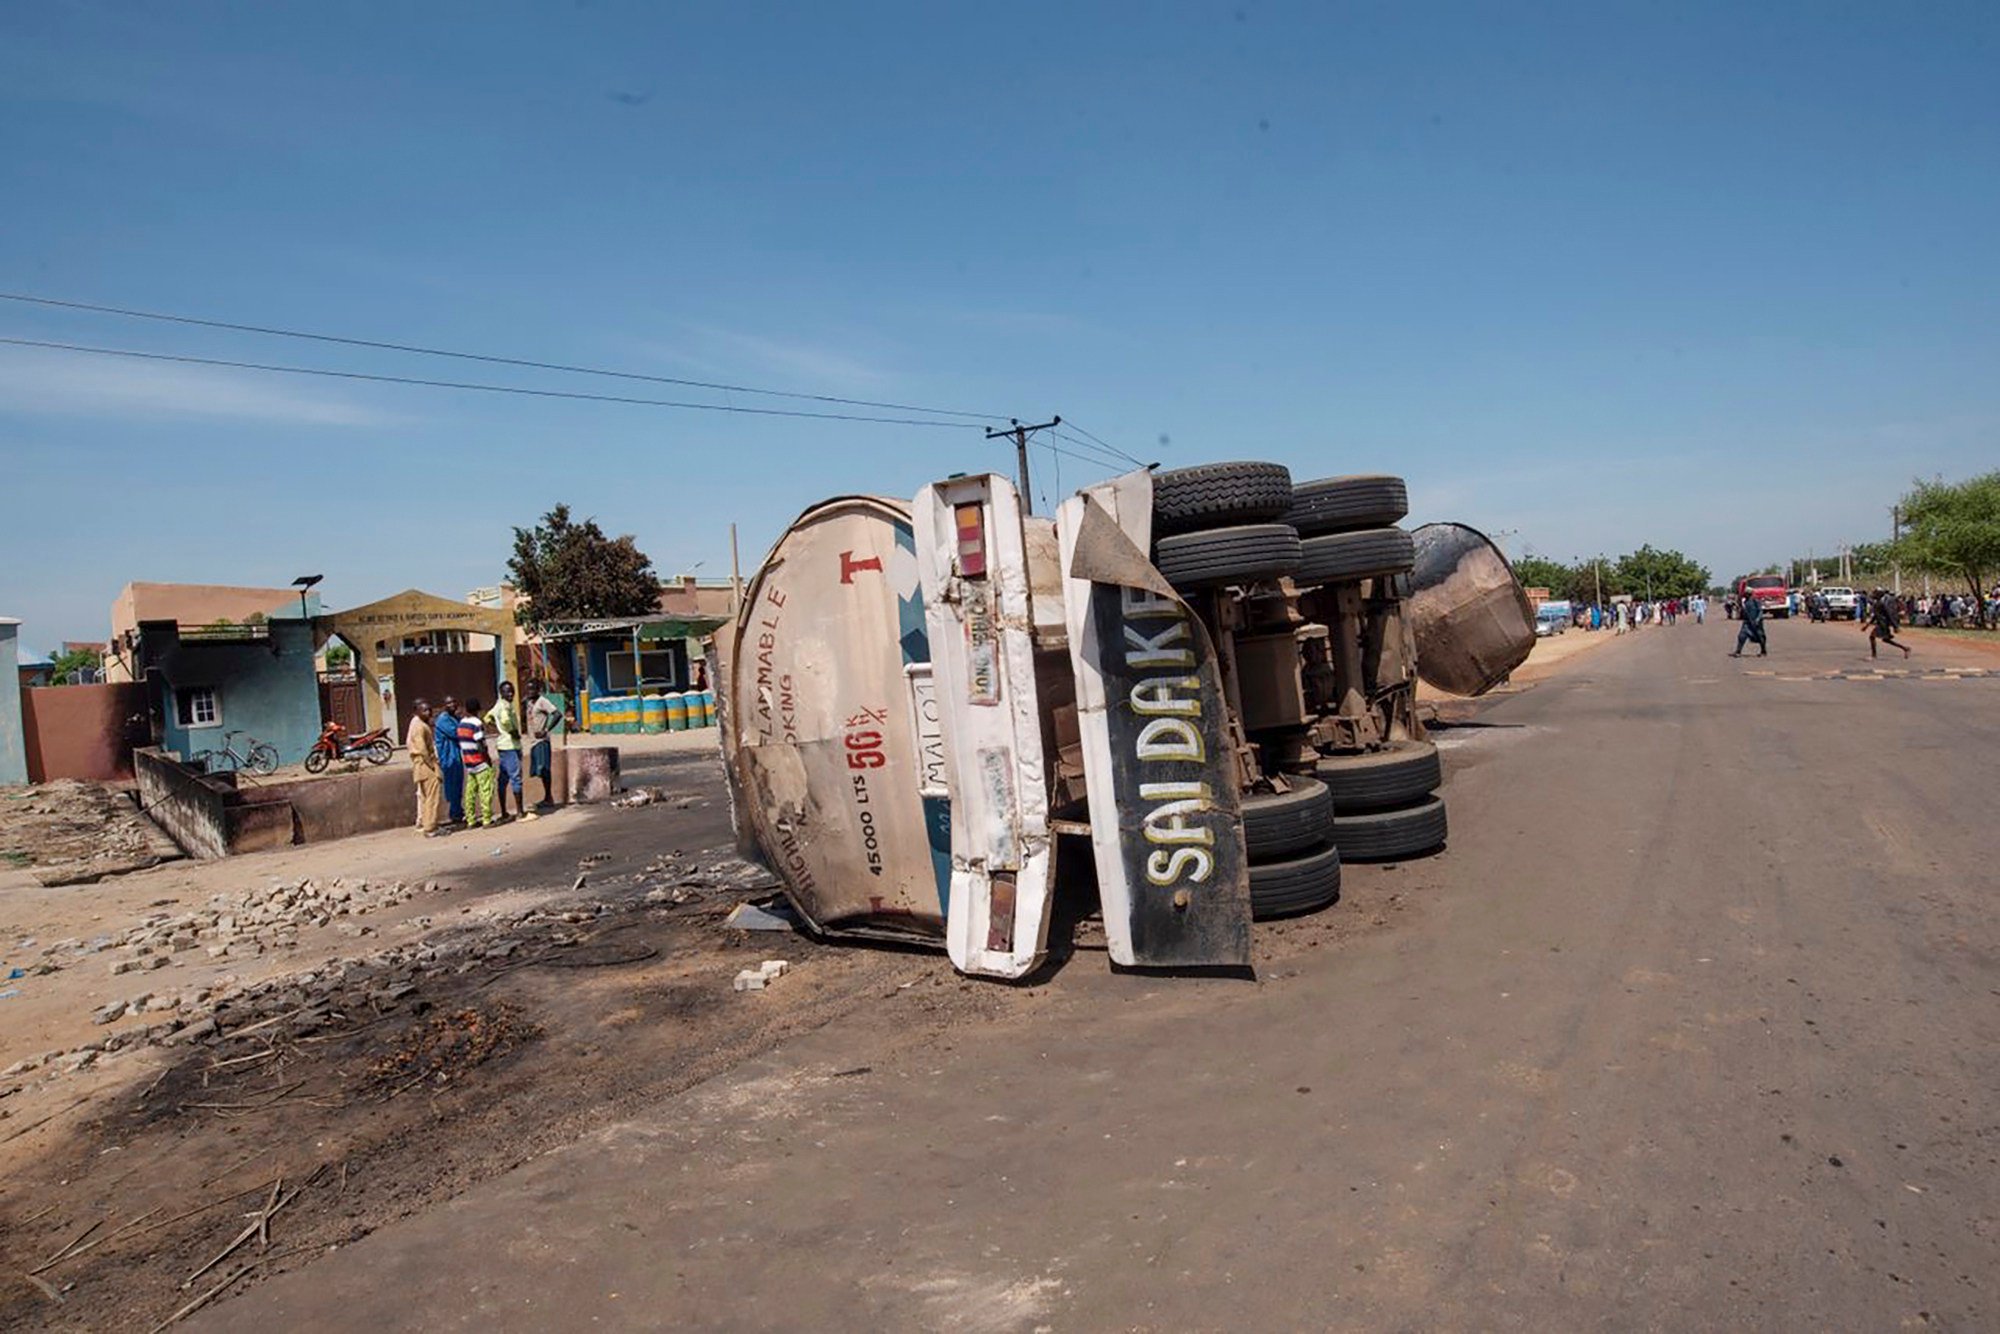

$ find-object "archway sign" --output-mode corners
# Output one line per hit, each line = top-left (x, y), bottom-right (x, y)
(314, 589), (518, 733)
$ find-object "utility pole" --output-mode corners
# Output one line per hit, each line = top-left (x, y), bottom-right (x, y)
(984, 416), (1061, 514)
(1891, 504), (1903, 597)
(729, 523), (743, 616)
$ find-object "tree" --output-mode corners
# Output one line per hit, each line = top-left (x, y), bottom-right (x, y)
(325, 643), (354, 671)
(1510, 556), (1572, 596)
(1613, 545), (1710, 601)
(507, 504), (664, 630)
(50, 646), (101, 684)
(1894, 472), (2000, 629)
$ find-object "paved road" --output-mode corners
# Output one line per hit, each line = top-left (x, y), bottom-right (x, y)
(199, 619), (2000, 1331)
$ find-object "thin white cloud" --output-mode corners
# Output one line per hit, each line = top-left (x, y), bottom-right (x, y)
(652, 326), (896, 391)
(0, 347), (398, 427)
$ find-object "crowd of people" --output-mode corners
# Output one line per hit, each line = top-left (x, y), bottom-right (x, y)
(1560, 596), (1709, 634)
(403, 680), (564, 836)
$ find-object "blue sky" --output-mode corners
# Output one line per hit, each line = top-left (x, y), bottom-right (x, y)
(3, 1), (1995, 641)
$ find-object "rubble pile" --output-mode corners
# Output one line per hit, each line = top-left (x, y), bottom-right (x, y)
(1, 851), (786, 1091)
(0, 779), (181, 881)
(34, 877), (448, 980)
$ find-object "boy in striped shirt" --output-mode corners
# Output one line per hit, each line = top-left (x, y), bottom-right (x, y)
(458, 697), (497, 828)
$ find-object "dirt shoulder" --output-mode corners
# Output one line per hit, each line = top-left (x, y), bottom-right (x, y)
(0, 730), (1435, 1331)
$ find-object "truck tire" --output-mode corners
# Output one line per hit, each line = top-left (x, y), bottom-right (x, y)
(1286, 475), (1409, 535)
(1242, 777), (1334, 859)
(1314, 742), (1440, 813)
(1154, 523), (1300, 588)
(1331, 795), (1447, 862)
(1151, 462), (1294, 536)
(1295, 527), (1415, 584)
(1249, 842), (1342, 919)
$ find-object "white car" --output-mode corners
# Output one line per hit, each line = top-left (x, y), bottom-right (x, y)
(1820, 586), (1859, 620)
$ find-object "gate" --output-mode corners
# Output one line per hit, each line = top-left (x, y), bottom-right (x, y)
(318, 675), (366, 735)
(390, 651), (500, 739)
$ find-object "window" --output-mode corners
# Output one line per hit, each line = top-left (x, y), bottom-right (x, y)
(176, 686), (221, 728)
(606, 648), (682, 691)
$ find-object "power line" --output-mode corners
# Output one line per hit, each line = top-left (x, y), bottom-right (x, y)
(1040, 438), (1123, 472)
(0, 290), (1008, 423)
(1052, 428), (1139, 470)
(1059, 418), (1146, 467)
(0, 336), (986, 428)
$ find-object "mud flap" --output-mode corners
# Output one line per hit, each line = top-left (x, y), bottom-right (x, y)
(912, 476), (1054, 979)
(1057, 472), (1253, 968)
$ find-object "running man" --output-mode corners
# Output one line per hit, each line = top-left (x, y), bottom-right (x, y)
(1865, 589), (1911, 660)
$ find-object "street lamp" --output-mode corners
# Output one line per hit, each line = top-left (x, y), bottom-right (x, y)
(292, 573), (323, 620)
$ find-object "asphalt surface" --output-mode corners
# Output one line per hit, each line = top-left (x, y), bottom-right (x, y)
(196, 618), (2000, 1331)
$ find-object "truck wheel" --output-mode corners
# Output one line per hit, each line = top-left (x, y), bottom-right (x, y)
(1242, 777), (1334, 859)
(1332, 796), (1447, 862)
(1151, 462), (1294, 536)
(1154, 523), (1301, 588)
(1286, 475), (1408, 535)
(1296, 527), (1415, 584)
(1250, 842), (1342, 919)
(1314, 742), (1440, 813)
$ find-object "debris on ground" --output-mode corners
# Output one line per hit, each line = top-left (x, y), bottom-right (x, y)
(733, 959), (791, 991)
(724, 900), (803, 933)
(368, 1003), (540, 1092)
(0, 780), (184, 883)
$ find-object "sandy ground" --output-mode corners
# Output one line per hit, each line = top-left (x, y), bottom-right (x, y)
(184, 616), (2000, 1333)
(0, 723), (1427, 1330)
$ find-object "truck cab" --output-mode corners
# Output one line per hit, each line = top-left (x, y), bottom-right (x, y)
(1737, 575), (1791, 618)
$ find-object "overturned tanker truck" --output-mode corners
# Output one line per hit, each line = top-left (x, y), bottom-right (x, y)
(717, 462), (1534, 980)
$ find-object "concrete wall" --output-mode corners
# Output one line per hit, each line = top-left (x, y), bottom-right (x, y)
(0, 620), (23, 785)
(153, 620), (323, 767)
(21, 682), (149, 782)
(135, 746), (418, 858)
(260, 766), (413, 843)
(135, 747), (233, 859)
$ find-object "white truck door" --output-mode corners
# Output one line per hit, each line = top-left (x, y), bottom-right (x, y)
(912, 474), (1055, 979)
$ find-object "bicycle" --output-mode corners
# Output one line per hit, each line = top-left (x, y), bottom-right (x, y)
(189, 729), (281, 777)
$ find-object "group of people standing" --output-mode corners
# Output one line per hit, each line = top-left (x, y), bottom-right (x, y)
(1580, 597), (1704, 634)
(404, 681), (562, 836)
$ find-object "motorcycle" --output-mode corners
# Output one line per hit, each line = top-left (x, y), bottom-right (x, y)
(303, 720), (395, 773)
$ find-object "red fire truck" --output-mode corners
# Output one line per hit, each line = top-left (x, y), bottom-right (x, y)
(1736, 574), (1792, 618)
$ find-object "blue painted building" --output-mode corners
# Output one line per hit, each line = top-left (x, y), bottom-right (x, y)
(131, 616), (323, 768)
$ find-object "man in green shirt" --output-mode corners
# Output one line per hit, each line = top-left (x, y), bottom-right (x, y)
(486, 681), (526, 822)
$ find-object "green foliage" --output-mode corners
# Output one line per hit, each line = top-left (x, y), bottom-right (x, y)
(1894, 472), (2000, 627)
(507, 503), (665, 630)
(50, 646), (101, 684)
(1509, 556), (1572, 595)
(324, 643), (354, 670)
(1613, 545), (1710, 601)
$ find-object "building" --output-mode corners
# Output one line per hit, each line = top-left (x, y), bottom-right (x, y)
(127, 614), (323, 768)
(105, 582), (316, 683)
(0, 618), (26, 785)
(315, 589), (519, 739)
(15, 641), (54, 689)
